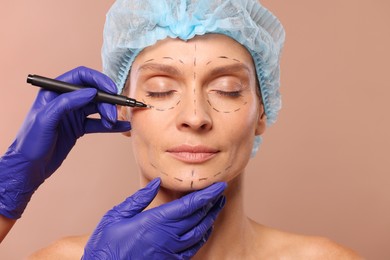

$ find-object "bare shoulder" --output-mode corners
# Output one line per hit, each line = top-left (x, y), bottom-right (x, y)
(250, 220), (364, 259)
(28, 235), (89, 260)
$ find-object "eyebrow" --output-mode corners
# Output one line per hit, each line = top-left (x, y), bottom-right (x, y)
(137, 63), (183, 77)
(208, 63), (251, 77)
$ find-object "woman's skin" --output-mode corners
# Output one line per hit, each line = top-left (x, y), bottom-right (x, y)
(0, 215), (15, 243)
(30, 34), (362, 259)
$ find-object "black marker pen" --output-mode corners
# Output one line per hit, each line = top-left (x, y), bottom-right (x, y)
(27, 74), (150, 108)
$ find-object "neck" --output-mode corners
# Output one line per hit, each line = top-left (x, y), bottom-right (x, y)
(140, 174), (255, 259)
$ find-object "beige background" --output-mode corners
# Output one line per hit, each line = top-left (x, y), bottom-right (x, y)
(1, 1), (389, 259)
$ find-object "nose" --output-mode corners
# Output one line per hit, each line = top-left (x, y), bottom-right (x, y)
(176, 88), (212, 132)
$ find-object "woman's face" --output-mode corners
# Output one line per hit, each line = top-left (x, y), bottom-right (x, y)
(122, 34), (266, 191)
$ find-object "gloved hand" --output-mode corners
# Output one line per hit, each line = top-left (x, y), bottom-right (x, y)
(0, 66), (131, 219)
(82, 179), (227, 260)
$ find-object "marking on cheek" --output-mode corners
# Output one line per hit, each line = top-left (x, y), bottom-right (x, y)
(225, 165), (233, 171)
(150, 163), (157, 169)
(206, 99), (246, 114)
(151, 163), (169, 176)
(174, 177), (183, 182)
(214, 172), (222, 177)
(206, 60), (212, 66)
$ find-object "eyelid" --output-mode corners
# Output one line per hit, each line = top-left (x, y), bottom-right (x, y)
(141, 76), (180, 91)
(207, 76), (247, 91)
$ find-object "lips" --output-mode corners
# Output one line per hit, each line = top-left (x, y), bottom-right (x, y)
(166, 145), (219, 163)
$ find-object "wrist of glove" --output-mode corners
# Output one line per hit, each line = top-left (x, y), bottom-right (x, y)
(82, 179), (227, 260)
(0, 148), (45, 219)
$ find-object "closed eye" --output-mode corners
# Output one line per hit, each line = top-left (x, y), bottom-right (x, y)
(146, 90), (177, 99)
(213, 90), (243, 98)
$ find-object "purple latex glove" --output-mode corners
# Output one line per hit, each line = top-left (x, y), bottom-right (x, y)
(0, 66), (131, 219)
(82, 179), (227, 260)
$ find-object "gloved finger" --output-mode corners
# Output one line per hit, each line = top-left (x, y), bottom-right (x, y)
(158, 193), (222, 237)
(77, 103), (129, 132)
(43, 88), (97, 126)
(56, 66), (117, 94)
(108, 178), (161, 220)
(178, 227), (213, 260)
(170, 196), (226, 252)
(159, 182), (227, 220)
(56, 67), (119, 126)
(97, 102), (117, 128)
(28, 89), (59, 113)
(84, 119), (131, 134)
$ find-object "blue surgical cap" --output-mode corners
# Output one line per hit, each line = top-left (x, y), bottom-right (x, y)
(102, 0), (285, 154)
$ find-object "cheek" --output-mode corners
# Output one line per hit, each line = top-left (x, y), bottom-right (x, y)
(226, 104), (258, 144)
(131, 110), (164, 148)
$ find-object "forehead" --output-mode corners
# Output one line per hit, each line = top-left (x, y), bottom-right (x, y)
(132, 34), (254, 66)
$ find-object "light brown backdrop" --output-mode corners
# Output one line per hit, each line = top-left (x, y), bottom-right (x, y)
(1, 1), (389, 259)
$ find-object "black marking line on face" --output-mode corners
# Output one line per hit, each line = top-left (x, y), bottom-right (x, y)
(199, 178), (208, 181)
(174, 177), (184, 182)
(225, 165), (233, 171)
(179, 59), (184, 64)
(192, 169), (195, 177)
(193, 44), (197, 115)
(191, 181), (194, 189)
(214, 172), (222, 177)
(145, 59), (155, 63)
(163, 57), (174, 60)
(151, 162), (169, 176)
(194, 98), (197, 116)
